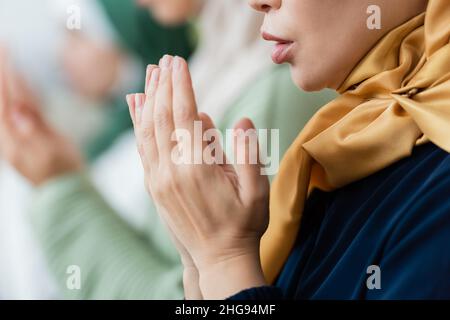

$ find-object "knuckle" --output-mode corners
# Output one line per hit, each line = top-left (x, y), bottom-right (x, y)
(154, 107), (172, 128)
(174, 105), (193, 123)
(140, 125), (155, 141)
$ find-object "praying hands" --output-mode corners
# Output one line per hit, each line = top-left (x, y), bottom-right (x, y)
(0, 50), (83, 186)
(126, 55), (270, 299)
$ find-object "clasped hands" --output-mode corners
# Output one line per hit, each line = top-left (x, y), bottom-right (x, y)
(0, 49), (271, 300)
(126, 55), (270, 299)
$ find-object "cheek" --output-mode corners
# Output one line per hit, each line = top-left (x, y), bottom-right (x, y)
(288, 39), (330, 92)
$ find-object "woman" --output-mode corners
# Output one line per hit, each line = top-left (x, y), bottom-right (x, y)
(81, 0), (194, 159)
(0, 0), (192, 299)
(125, 0), (450, 299)
(0, 0), (334, 299)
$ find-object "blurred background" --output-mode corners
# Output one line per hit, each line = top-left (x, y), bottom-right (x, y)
(0, 0), (193, 299)
(0, 0), (335, 300)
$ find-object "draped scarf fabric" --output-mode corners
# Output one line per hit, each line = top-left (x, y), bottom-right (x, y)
(261, 0), (450, 283)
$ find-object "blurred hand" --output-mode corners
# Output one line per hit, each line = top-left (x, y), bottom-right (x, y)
(0, 51), (83, 186)
(127, 55), (269, 299)
(62, 32), (124, 100)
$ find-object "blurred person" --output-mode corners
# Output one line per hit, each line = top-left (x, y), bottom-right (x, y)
(0, 0), (335, 299)
(64, 0), (193, 159)
(0, 0), (191, 299)
(126, 0), (450, 299)
(0, 0), (115, 299)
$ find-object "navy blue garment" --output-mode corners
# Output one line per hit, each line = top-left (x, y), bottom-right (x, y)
(230, 143), (450, 300)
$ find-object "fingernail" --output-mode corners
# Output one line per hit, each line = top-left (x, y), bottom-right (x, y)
(134, 94), (142, 122)
(126, 94), (133, 108)
(160, 55), (173, 69)
(151, 68), (160, 84)
(173, 56), (182, 71)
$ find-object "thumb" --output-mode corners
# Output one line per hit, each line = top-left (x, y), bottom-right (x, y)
(233, 118), (269, 204)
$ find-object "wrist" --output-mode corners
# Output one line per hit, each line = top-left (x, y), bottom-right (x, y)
(198, 250), (267, 300)
(183, 265), (203, 300)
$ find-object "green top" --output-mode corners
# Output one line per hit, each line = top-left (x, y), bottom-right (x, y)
(31, 65), (336, 299)
(85, 0), (194, 161)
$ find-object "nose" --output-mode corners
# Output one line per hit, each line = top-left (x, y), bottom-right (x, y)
(248, 0), (280, 13)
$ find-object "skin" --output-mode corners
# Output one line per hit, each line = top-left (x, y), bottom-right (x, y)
(0, 0), (428, 300)
(0, 50), (83, 186)
(135, 0), (201, 26)
(128, 58), (269, 299)
(126, 0), (428, 299)
(251, 0), (428, 91)
(62, 32), (124, 100)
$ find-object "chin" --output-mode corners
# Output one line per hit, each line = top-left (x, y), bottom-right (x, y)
(290, 65), (325, 92)
(152, 12), (187, 26)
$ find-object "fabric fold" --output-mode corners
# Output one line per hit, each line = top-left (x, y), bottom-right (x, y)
(262, 0), (450, 283)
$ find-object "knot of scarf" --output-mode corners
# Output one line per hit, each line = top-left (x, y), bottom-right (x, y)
(261, 0), (450, 283)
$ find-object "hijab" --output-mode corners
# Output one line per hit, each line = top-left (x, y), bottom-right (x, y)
(262, 0), (450, 283)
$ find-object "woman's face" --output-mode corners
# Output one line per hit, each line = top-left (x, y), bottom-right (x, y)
(249, 0), (428, 91)
(136, 0), (200, 26)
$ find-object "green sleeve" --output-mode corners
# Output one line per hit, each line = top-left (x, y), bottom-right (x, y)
(30, 173), (183, 300)
(217, 65), (337, 178)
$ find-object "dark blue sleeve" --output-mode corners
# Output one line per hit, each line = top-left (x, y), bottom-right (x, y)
(227, 286), (285, 300)
(366, 162), (450, 299)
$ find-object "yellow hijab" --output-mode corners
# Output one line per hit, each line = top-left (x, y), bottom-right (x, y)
(261, 0), (450, 283)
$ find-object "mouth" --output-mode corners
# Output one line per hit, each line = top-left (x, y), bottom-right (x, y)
(262, 32), (294, 64)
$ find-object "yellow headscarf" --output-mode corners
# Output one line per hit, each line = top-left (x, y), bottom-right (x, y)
(261, 0), (450, 283)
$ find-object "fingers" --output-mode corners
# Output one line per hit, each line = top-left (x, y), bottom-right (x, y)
(140, 66), (160, 164)
(126, 63), (163, 177)
(126, 93), (145, 127)
(0, 53), (42, 128)
(199, 112), (227, 166)
(198, 112), (215, 133)
(154, 55), (176, 162)
(0, 53), (10, 120)
(126, 94), (136, 126)
(172, 56), (198, 132)
(145, 64), (157, 95)
(134, 93), (146, 126)
(127, 93), (153, 174)
(233, 118), (269, 204)
(127, 56), (203, 181)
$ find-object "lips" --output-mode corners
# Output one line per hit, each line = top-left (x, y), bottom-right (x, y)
(262, 32), (294, 64)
